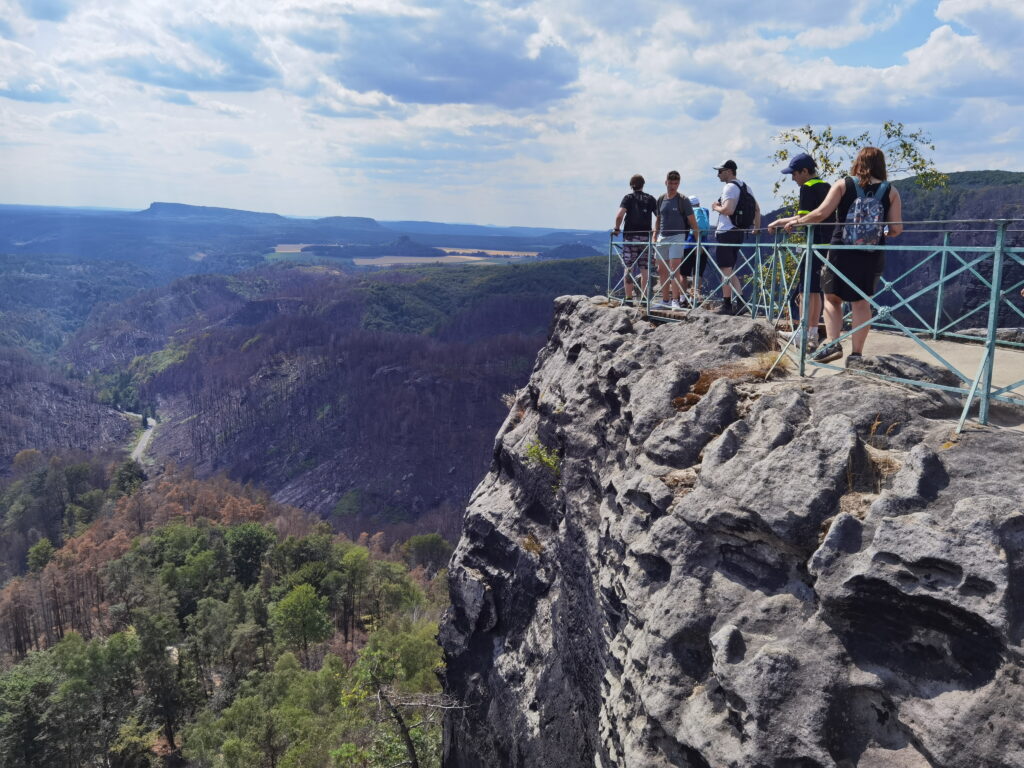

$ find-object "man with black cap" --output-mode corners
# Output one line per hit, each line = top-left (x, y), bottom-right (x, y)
(769, 152), (834, 349)
(711, 160), (760, 315)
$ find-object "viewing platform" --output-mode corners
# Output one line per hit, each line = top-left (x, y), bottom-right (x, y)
(607, 219), (1024, 432)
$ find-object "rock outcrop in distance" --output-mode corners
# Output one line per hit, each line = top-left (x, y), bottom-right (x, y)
(440, 296), (1024, 768)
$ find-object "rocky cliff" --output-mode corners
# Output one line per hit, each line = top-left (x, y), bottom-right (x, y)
(441, 296), (1024, 768)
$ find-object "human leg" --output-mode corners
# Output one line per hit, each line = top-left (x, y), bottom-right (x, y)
(850, 299), (872, 354)
(823, 293), (843, 342)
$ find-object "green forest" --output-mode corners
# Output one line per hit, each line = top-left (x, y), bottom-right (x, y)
(0, 453), (453, 767)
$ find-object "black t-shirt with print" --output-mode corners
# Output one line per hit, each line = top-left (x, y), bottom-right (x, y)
(619, 191), (658, 234)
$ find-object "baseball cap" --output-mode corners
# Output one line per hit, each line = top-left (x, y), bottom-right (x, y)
(714, 160), (737, 172)
(781, 152), (817, 174)
(688, 195), (701, 206)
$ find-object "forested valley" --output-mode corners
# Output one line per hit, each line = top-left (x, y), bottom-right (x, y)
(0, 453), (453, 767)
(0, 236), (604, 766)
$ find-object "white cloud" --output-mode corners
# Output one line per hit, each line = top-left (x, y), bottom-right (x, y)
(0, 0), (1021, 226)
(48, 108), (115, 133)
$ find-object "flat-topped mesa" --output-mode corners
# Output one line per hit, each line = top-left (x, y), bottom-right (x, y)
(440, 295), (1024, 768)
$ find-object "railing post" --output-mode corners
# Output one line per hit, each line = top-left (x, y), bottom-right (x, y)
(979, 220), (1006, 424)
(932, 231), (950, 340)
(750, 230), (761, 318)
(644, 232), (653, 312)
(607, 231), (614, 301)
(799, 225), (814, 377)
(695, 228), (703, 309)
(768, 231), (780, 324)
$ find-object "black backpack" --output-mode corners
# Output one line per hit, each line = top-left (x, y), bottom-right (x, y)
(727, 180), (757, 230)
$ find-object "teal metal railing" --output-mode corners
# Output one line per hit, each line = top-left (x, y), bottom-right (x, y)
(607, 220), (1024, 431)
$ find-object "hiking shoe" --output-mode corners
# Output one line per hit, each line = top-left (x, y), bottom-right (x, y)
(811, 341), (844, 364)
(846, 352), (866, 369)
(716, 300), (734, 315)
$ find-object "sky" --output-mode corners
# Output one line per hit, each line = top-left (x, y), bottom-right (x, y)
(1, 0), (1022, 229)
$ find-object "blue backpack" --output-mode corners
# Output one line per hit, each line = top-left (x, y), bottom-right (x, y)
(842, 179), (890, 246)
(693, 206), (710, 238)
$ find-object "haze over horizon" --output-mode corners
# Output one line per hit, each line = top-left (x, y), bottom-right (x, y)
(1, 0), (1022, 230)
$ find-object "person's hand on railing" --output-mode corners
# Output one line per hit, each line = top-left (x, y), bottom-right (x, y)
(768, 216), (799, 233)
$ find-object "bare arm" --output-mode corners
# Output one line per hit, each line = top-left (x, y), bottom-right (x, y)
(712, 196), (737, 216)
(753, 201), (761, 232)
(886, 186), (903, 238)
(613, 207), (626, 233)
(687, 213), (698, 234)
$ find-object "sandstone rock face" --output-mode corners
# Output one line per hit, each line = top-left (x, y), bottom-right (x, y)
(440, 296), (1024, 768)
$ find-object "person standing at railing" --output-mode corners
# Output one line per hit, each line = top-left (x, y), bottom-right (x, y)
(712, 160), (761, 315)
(768, 152), (835, 350)
(613, 174), (658, 305)
(784, 146), (904, 365)
(653, 170), (699, 311)
(683, 195), (711, 304)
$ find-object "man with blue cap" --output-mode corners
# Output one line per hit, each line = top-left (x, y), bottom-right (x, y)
(768, 152), (834, 349)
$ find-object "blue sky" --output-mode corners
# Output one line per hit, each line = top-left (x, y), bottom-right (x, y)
(0, 0), (1021, 228)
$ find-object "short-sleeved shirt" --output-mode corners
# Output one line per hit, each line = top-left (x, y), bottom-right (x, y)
(716, 179), (750, 233)
(798, 178), (834, 244)
(657, 194), (694, 237)
(619, 191), (658, 234)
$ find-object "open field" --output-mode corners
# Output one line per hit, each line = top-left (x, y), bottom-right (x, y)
(353, 254), (489, 266)
(439, 247), (539, 257)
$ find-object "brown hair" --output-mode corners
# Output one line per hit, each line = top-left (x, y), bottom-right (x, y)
(630, 174), (645, 190)
(666, 170), (680, 181)
(849, 147), (887, 186)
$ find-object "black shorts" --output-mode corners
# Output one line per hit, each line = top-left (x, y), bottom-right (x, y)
(796, 248), (826, 294)
(821, 249), (883, 301)
(678, 244), (709, 276)
(714, 229), (745, 269)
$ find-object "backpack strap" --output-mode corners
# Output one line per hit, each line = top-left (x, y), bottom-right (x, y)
(873, 181), (891, 201)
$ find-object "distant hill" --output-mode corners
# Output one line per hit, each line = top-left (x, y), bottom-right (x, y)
(539, 243), (603, 259)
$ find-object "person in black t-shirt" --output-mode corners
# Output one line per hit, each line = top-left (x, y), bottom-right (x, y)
(769, 152), (835, 350)
(613, 174), (657, 303)
(783, 147), (904, 365)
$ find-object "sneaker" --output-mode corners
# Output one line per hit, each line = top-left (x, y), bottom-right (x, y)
(846, 352), (865, 368)
(670, 299), (681, 310)
(811, 341), (844, 364)
(716, 300), (733, 315)
(653, 299), (671, 309)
